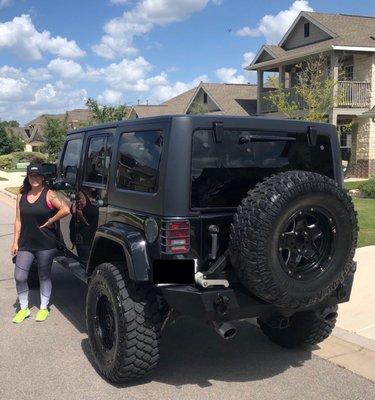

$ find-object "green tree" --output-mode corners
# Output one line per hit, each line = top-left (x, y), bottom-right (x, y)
(41, 118), (67, 160)
(0, 124), (12, 155)
(264, 54), (342, 122)
(0, 120), (25, 154)
(188, 102), (210, 115)
(86, 98), (130, 124)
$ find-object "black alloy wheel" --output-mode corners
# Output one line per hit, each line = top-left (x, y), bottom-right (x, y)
(278, 207), (336, 281)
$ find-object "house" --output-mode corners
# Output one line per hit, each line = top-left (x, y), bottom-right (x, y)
(10, 109), (92, 152)
(247, 12), (375, 178)
(129, 82), (258, 119)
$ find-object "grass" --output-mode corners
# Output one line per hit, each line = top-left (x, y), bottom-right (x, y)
(5, 187), (20, 195)
(344, 181), (365, 191)
(353, 198), (375, 247)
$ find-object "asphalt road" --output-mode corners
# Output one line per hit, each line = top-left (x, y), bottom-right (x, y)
(0, 193), (374, 400)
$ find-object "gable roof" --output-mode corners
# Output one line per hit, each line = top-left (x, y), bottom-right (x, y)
(248, 12), (375, 70)
(131, 83), (257, 118)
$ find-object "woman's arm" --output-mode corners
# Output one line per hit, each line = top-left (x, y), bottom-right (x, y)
(11, 194), (21, 256)
(40, 190), (70, 228)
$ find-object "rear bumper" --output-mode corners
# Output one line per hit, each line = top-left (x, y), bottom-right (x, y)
(160, 273), (354, 322)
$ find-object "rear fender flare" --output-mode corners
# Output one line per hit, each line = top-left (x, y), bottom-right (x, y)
(87, 222), (151, 281)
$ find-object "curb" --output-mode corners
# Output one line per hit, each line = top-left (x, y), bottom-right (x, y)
(333, 326), (375, 352)
(0, 188), (17, 201)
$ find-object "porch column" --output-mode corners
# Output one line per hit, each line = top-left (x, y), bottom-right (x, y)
(257, 70), (264, 115)
(328, 109), (338, 126)
(331, 51), (339, 107)
(279, 65), (286, 89)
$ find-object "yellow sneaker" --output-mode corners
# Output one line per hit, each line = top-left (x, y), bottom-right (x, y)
(12, 308), (31, 324)
(35, 309), (49, 322)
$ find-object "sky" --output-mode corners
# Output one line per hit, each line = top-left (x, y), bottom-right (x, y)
(0, 0), (374, 124)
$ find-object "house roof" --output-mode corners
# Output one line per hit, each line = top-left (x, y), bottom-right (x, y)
(9, 127), (30, 142)
(248, 12), (375, 70)
(131, 83), (257, 118)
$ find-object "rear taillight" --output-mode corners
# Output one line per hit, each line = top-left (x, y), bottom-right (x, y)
(161, 220), (190, 254)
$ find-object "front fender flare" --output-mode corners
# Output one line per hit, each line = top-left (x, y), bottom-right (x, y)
(88, 222), (151, 281)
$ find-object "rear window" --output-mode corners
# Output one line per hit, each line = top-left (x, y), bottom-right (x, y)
(191, 129), (334, 208)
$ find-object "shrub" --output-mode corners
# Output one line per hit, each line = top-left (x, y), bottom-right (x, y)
(359, 177), (375, 198)
(0, 151), (47, 170)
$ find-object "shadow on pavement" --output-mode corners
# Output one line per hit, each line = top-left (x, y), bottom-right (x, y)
(51, 266), (311, 388)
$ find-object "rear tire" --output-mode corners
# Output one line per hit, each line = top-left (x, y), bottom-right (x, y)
(258, 305), (338, 348)
(86, 262), (161, 383)
(27, 261), (39, 289)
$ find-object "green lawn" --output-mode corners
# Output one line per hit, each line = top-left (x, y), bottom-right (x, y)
(353, 198), (375, 247)
(5, 187), (20, 195)
(344, 181), (365, 191)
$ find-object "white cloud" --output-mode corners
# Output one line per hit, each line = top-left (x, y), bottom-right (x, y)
(0, 14), (85, 61)
(236, 0), (313, 44)
(93, 0), (217, 59)
(0, 0), (12, 9)
(0, 77), (29, 101)
(48, 58), (84, 80)
(242, 52), (256, 68)
(98, 89), (123, 104)
(215, 67), (247, 84)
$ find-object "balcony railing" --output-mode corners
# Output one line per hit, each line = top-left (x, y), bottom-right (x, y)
(337, 81), (371, 108)
(260, 81), (371, 113)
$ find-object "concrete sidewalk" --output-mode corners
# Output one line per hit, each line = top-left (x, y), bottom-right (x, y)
(336, 246), (375, 344)
(0, 170), (25, 190)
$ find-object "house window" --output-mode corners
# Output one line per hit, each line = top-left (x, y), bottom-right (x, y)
(304, 22), (310, 37)
(203, 93), (208, 104)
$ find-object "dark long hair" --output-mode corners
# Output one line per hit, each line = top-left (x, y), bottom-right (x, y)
(20, 162), (47, 195)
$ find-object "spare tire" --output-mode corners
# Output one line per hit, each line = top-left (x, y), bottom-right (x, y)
(229, 171), (358, 309)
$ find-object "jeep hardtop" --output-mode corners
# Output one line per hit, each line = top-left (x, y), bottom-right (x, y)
(39, 115), (357, 383)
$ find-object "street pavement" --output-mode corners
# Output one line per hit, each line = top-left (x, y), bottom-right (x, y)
(0, 192), (374, 400)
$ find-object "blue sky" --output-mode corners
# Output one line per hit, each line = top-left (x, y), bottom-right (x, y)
(0, 0), (374, 124)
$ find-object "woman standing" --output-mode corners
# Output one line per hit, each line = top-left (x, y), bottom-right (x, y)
(11, 163), (70, 324)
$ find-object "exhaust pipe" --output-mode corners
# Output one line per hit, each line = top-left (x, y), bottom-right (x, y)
(213, 321), (237, 340)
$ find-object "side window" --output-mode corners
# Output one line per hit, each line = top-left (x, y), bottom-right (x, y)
(61, 138), (82, 184)
(84, 136), (108, 185)
(117, 131), (163, 193)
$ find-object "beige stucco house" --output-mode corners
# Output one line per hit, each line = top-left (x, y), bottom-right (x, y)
(129, 82), (257, 119)
(247, 12), (375, 178)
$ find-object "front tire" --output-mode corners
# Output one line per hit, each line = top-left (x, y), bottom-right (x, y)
(258, 305), (338, 348)
(86, 262), (161, 383)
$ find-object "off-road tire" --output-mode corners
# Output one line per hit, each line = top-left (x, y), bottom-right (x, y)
(27, 260), (39, 289)
(258, 305), (338, 348)
(86, 262), (161, 383)
(230, 171), (358, 309)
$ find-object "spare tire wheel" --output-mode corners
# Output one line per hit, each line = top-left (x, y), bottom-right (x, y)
(229, 171), (358, 309)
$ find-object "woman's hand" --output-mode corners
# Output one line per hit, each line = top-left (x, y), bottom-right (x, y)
(11, 243), (18, 257)
(40, 219), (53, 229)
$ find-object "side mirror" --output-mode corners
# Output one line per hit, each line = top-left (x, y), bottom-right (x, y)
(42, 163), (57, 180)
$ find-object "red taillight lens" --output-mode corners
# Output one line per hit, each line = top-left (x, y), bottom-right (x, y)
(162, 220), (190, 254)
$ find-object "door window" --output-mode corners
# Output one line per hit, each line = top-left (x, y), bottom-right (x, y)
(61, 138), (82, 184)
(116, 131), (163, 193)
(84, 136), (108, 185)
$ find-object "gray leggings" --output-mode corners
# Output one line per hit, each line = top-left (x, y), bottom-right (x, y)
(14, 249), (57, 310)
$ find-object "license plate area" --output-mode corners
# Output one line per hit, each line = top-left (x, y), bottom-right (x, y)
(153, 259), (195, 284)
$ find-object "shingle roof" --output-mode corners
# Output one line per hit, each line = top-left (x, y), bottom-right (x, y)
(249, 12), (375, 70)
(131, 83), (257, 118)
(201, 83), (257, 115)
(9, 127), (30, 141)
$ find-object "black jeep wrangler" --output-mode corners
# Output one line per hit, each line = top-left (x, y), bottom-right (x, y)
(43, 115), (357, 382)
